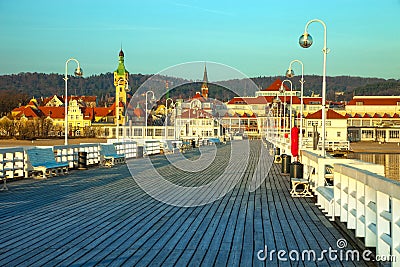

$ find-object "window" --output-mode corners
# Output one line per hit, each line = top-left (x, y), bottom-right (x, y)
(389, 130), (399, 139)
(155, 129), (163, 136)
(134, 128), (142, 136)
(362, 120), (371, 126)
(361, 129), (374, 139)
(168, 129), (174, 137)
(307, 121), (319, 126)
(307, 131), (313, 137)
(337, 132), (341, 137)
(356, 101), (363, 106)
(377, 130), (386, 139)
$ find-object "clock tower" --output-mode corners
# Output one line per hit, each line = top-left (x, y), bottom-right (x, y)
(113, 49), (129, 125)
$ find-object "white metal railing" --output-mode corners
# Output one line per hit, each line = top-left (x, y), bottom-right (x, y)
(335, 164), (400, 265)
(301, 149), (400, 266)
(302, 139), (350, 151)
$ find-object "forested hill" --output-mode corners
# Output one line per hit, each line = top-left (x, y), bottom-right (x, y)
(0, 72), (399, 115)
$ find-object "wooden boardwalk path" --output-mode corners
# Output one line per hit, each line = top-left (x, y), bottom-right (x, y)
(0, 141), (372, 266)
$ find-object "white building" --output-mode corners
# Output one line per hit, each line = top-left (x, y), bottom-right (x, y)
(303, 109), (348, 148)
(345, 96), (400, 116)
(176, 108), (221, 139)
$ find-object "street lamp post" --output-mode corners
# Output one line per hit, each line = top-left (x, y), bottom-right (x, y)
(276, 98), (282, 145)
(299, 18), (328, 157)
(165, 98), (174, 140)
(64, 58), (83, 146)
(270, 103), (278, 145)
(280, 80), (293, 154)
(280, 79), (293, 134)
(286, 59), (305, 150)
(145, 90), (155, 139)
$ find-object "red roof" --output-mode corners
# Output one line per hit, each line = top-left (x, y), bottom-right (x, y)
(372, 113), (381, 118)
(12, 106), (42, 118)
(192, 92), (206, 102)
(305, 109), (346, 119)
(382, 113), (391, 118)
(42, 95), (97, 106)
(20, 107), (41, 118)
(262, 78), (289, 91)
(82, 107), (95, 120)
(363, 113), (371, 118)
(39, 106), (65, 119)
(347, 97), (400, 106)
(345, 113), (352, 118)
(393, 113), (400, 118)
(353, 113), (362, 118)
(94, 107), (114, 117)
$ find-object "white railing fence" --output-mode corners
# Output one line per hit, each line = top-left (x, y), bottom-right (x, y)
(301, 149), (400, 266)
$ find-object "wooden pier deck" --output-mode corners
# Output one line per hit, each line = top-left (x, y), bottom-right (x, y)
(0, 141), (372, 266)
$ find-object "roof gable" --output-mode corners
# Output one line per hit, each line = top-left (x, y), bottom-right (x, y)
(305, 109), (346, 120)
(262, 78), (289, 91)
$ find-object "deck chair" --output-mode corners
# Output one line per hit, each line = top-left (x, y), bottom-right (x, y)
(290, 165), (314, 197)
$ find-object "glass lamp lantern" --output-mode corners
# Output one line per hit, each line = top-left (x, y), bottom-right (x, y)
(299, 33), (313, 48)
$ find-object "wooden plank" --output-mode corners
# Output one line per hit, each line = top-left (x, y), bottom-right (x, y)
(0, 141), (372, 267)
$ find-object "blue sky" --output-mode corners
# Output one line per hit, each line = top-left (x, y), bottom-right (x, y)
(0, 0), (399, 79)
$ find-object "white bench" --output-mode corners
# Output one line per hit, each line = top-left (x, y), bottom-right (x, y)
(26, 148), (69, 178)
(314, 164), (336, 221)
(290, 165), (314, 197)
(315, 186), (335, 221)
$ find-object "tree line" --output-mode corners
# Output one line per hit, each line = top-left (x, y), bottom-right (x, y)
(0, 72), (399, 115)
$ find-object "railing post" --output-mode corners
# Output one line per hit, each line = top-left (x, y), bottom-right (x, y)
(376, 191), (392, 257)
(355, 179), (366, 238)
(365, 184), (377, 248)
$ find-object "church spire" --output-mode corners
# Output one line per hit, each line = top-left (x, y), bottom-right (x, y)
(201, 63), (208, 99)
